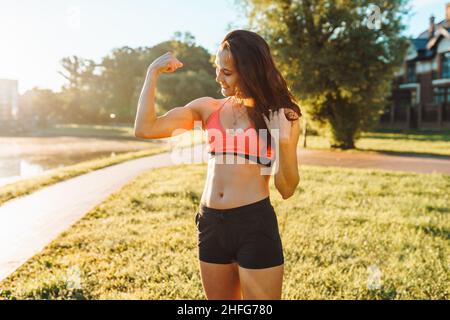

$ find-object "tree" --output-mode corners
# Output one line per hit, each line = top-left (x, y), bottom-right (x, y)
(19, 88), (63, 128)
(98, 46), (146, 123)
(56, 32), (221, 125)
(58, 56), (104, 123)
(238, 0), (410, 148)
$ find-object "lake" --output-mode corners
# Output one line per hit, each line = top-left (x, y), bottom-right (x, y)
(0, 136), (163, 187)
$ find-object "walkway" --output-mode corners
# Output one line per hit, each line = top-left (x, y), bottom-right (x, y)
(298, 149), (450, 174)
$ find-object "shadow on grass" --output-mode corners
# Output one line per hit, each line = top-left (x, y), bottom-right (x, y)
(160, 190), (201, 206)
(425, 205), (450, 214)
(416, 226), (450, 241)
(0, 286), (91, 300)
(367, 287), (398, 300)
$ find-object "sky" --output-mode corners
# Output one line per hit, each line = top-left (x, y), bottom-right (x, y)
(0, 0), (448, 94)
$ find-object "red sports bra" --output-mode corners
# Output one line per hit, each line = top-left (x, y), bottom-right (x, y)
(204, 98), (274, 167)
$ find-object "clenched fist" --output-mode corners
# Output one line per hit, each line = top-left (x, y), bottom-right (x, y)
(148, 52), (183, 75)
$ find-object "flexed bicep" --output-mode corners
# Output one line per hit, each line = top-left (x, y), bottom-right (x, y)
(135, 97), (212, 139)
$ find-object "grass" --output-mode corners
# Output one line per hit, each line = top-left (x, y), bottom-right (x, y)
(303, 129), (450, 157)
(0, 163), (448, 299)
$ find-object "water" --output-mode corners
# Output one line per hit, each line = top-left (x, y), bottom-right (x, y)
(0, 151), (123, 187)
(0, 136), (162, 188)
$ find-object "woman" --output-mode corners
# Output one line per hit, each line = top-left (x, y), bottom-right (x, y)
(134, 30), (302, 300)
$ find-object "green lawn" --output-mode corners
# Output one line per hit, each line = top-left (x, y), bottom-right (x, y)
(1, 163), (448, 299)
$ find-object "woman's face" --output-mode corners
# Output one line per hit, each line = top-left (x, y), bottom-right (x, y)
(214, 47), (240, 97)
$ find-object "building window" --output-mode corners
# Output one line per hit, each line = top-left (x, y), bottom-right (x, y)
(406, 62), (416, 83)
(434, 87), (446, 104)
(432, 70), (438, 80)
(410, 90), (417, 105)
(441, 52), (450, 78)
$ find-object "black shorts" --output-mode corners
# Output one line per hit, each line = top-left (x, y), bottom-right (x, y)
(195, 196), (284, 269)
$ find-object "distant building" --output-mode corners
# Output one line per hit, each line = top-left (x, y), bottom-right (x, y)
(0, 79), (19, 126)
(380, 3), (450, 130)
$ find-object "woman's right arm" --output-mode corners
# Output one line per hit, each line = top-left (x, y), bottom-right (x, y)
(134, 52), (212, 139)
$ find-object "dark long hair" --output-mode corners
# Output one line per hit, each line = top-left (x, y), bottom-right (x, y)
(220, 30), (302, 146)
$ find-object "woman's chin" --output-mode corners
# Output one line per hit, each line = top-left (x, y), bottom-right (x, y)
(221, 88), (232, 96)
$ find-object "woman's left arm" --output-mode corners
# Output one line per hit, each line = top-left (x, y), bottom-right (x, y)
(264, 109), (301, 199)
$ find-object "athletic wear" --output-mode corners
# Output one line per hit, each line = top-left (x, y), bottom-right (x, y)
(195, 196), (284, 269)
(204, 99), (275, 167)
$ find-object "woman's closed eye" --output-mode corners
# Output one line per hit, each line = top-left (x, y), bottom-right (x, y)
(216, 69), (231, 76)
(215, 64), (232, 76)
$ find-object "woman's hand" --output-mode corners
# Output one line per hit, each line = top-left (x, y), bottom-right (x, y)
(148, 52), (183, 76)
(263, 108), (293, 144)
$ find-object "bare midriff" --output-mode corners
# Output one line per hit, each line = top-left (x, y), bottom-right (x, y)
(200, 153), (271, 209)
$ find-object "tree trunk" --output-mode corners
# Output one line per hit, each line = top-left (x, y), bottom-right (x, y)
(328, 101), (357, 150)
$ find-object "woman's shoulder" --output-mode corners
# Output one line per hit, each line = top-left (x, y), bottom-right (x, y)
(192, 97), (227, 128)
(199, 97), (227, 108)
(193, 97), (227, 128)
(187, 96), (224, 112)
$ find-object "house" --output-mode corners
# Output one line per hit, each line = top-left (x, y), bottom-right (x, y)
(0, 79), (19, 129)
(380, 3), (450, 130)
